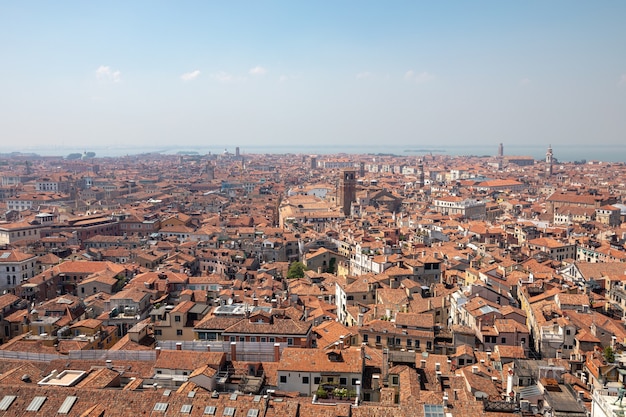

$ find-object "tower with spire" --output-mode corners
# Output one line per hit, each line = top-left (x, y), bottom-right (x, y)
(546, 145), (553, 176)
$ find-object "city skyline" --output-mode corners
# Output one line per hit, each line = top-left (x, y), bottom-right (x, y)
(1, 1), (625, 152)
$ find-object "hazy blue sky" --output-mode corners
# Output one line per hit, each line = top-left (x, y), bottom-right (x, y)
(1, 1), (625, 153)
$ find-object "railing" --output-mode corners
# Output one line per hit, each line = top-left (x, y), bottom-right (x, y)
(157, 340), (286, 362)
(593, 388), (624, 417)
(0, 350), (63, 362)
(68, 350), (156, 361)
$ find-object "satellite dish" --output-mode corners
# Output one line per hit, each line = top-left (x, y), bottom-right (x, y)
(227, 298), (233, 305)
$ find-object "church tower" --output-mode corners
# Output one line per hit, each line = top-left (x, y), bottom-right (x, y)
(206, 161), (215, 180)
(339, 170), (356, 216)
(417, 159), (425, 188)
(546, 145), (553, 176)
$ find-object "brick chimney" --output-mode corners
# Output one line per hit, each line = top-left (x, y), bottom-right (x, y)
(230, 342), (237, 361)
(176, 342), (182, 351)
(274, 343), (281, 362)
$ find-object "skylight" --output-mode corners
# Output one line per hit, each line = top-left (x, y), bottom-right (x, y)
(26, 396), (46, 412)
(58, 396), (78, 414)
(0, 396), (16, 411)
(153, 403), (169, 412)
(424, 404), (445, 417)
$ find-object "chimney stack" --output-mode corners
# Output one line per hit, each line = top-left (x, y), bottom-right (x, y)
(176, 342), (182, 351)
(339, 335), (345, 350)
(274, 343), (281, 362)
(230, 342), (237, 361)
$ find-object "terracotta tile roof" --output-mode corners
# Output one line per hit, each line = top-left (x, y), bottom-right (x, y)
(223, 316), (311, 337)
(153, 350), (225, 372)
(278, 346), (363, 373)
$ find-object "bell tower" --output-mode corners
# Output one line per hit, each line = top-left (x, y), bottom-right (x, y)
(339, 170), (356, 216)
(546, 145), (553, 176)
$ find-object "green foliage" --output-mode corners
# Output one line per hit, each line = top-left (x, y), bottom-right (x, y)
(604, 345), (615, 363)
(326, 257), (337, 274)
(333, 388), (348, 399)
(315, 386), (327, 399)
(287, 261), (307, 278)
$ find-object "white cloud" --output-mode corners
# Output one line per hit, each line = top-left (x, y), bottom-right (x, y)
(404, 70), (434, 84)
(96, 65), (121, 83)
(211, 71), (246, 83)
(619, 74), (626, 86)
(249, 66), (267, 76)
(356, 71), (373, 80)
(181, 70), (201, 81)
(520, 78), (531, 86)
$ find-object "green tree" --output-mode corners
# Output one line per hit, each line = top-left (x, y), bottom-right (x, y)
(287, 261), (307, 278)
(604, 345), (615, 363)
(325, 257), (337, 274)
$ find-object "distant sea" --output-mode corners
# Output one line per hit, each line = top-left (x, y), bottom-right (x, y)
(3, 144), (626, 163)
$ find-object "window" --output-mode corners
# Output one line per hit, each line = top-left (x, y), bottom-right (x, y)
(153, 403), (168, 412)
(501, 337), (506, 344)
(352, 378), (358, 385)
(363, 334), (368, 343)
(175, 316), (181, 322)
(154, 329), (162, 336)
(280, 375), (287, 383)
(391, 376), (399, 385)
(302, 376), (309, 384)
(230, 336), (236, 342)
(314, 377), (321, 384)
(566, 329), (571, 335)
(239, 337), (245, 342)
(416, 340), (420, 348)
(250, 337), (256, 342)
(376, 335), (381, 344)
(427, 341), (432, 350)
(287, 338), (294, 346)
(177, 330), (183, 336)
(407, 339), (412, 347)
(340, 377), (347, 385)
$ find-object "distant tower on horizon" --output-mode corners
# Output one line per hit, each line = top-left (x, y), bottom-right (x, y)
(359, 161), (365, 178)
(235, 147), (240, 157)
(206, 161), (215, 180)
(498, 143), (504, 158)
(310, 156), (317, 170)
(546, 145), (553, 176)
(338, 170), (356, 216)
(417, 159), (425, 188)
